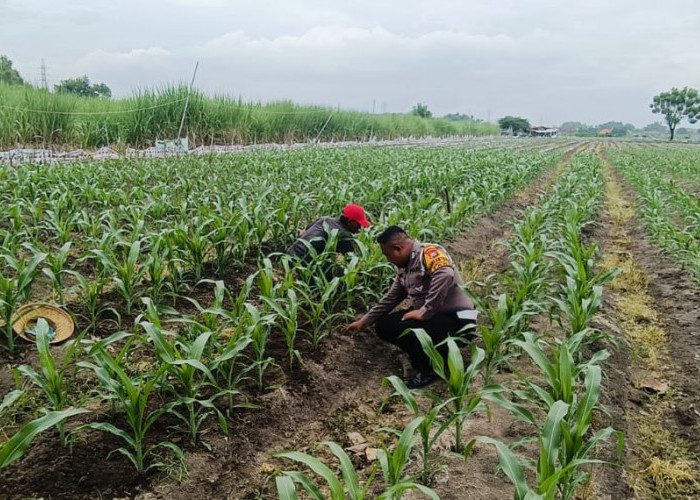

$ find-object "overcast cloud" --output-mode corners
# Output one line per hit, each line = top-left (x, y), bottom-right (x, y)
(2, 0), (699, 127)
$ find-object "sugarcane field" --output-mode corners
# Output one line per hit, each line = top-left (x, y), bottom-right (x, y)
(2, 2), (700, 499)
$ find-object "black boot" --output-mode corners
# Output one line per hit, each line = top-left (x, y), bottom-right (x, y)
(405, 369), (439, 389)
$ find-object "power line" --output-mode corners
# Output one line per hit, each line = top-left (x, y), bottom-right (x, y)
(0, 98), (188, 115)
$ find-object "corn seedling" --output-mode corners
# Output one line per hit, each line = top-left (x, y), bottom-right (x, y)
(242, 303), (276, 392)
(510, 332), (610, 411)
(376, 416), (440, 499)
(262, 288), (301, 369)
(78, 346), (184, 474)
(383, 375), (456, 484)
(65, 269), (120, 333)
(0, 407), (89, 474)
(40, 241), (72, 303)
(17, 318), (87, 445)
(143, 322), (230, 445)
(0, 249), (47, 352)
(274, 441), (379, 500)
(412, 329), (486, 452)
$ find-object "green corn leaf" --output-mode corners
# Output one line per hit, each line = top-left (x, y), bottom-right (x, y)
(276, 475), (300, 500)
(0, 408), (88, 471)
(274, 451), (344, 499)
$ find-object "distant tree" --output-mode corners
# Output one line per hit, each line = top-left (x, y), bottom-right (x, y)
(559, 121), (586, 132)
(0, 55), (24, 85)
(444, 113), (481, 122)
(411, 103), (432, 118)
(498, 116), (531, 135)
(55, 75), (111, 98)
(650, 87), (700, 141)
(642, 122), (667, 133)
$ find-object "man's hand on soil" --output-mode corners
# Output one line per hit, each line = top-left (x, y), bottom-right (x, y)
(344, 320), (365, 335)
(401, 310), (424, 321)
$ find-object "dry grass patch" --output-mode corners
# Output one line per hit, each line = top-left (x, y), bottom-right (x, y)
(458, 257), (488, 285)
(600, 253), (648, 293)
(626, 323), (666, 367)
(604, 171), (636, 226)
(631, 412), (700, 499)
(616, 294), (657, 324)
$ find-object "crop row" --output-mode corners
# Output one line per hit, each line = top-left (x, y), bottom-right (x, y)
(276, 152), (624, 499)
(607, 147), (700, 281)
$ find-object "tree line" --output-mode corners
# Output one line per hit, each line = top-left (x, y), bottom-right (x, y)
(1, 55), (111, 98)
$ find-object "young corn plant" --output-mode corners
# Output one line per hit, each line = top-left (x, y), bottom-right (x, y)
(376, 416), (440, 499)
(78, 346), (184, 474)
(0, 407), (89, 474)
(205, 214), (236, 278)
(274, 441), (379, 500)
(295, 277), (344, 348)
(173, 220), (210, 282)
(65, 270), (120, 333)
(93, 239), (147, 315)
(143, 236), (175, 307)
(466, 292), (534, 386)
(262, 288), (301, 369)
(243, 303), (276, 392)
(468, 383), (622, 500)
(383, 375), (456, 484)
(182, 279), (229, 334)
(40, 241), (72, 303)
(412, 330), (486, 453)
(142, 322), (230, 445)
(0, 249), (47, 352)
(17, 318), (86, 446)
(510, 332), (610, 411)
(548, 220), (620, 338)
(209, 326), (256, 416)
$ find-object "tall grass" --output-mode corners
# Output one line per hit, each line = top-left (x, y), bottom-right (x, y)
(0, 84), (498, 149)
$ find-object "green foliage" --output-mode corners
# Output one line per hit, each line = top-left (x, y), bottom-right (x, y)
(650, 87), (700, 140)
(275, 441), (378, 500)
(411, 103), (432, 118)
(78, 345), (184, 474)
(0, 55), (24, 85)
(498, 116), (531, 135)
(17, 318), (87, 445)
(54, 75), (112, 98)
(0, 84), (498, 148)
(0, 408), (89, 474)
(0, 249), (47, 352)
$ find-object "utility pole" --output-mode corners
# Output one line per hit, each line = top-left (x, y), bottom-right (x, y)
(40, 59), (48, 90)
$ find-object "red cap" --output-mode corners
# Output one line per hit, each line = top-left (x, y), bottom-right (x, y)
(342, 204), (371, 228)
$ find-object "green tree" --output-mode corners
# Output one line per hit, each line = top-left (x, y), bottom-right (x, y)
(411, 103), (432, 118)
(650, 87), (700, 141)
(642, 122), (666, 133)
(0, 55), (24, 85)
(444, 113), (481, 122)
(55, 75), (112, 98)
(498, 116), (531, 135)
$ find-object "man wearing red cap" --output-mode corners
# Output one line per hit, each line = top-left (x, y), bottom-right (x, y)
(286, 204), (371, 265)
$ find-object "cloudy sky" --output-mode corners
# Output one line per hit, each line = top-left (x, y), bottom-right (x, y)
(2, 0), (699, 127)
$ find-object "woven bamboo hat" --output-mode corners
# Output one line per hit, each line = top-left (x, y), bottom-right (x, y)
(12, 304), (75, 344)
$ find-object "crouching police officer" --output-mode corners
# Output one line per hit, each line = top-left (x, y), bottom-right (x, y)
(287, 204), (370, 259)
(344, 226), (476, 388)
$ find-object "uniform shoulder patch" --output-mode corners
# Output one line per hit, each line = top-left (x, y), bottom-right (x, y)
(423, 245), (450, 274)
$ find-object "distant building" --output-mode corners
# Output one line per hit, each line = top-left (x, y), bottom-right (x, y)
(530, 126), (559, 138)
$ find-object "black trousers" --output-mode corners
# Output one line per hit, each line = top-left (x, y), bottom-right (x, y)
(374, 310), (472, 373)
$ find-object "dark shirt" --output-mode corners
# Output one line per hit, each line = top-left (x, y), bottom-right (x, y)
(286, 216), (355, 260)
